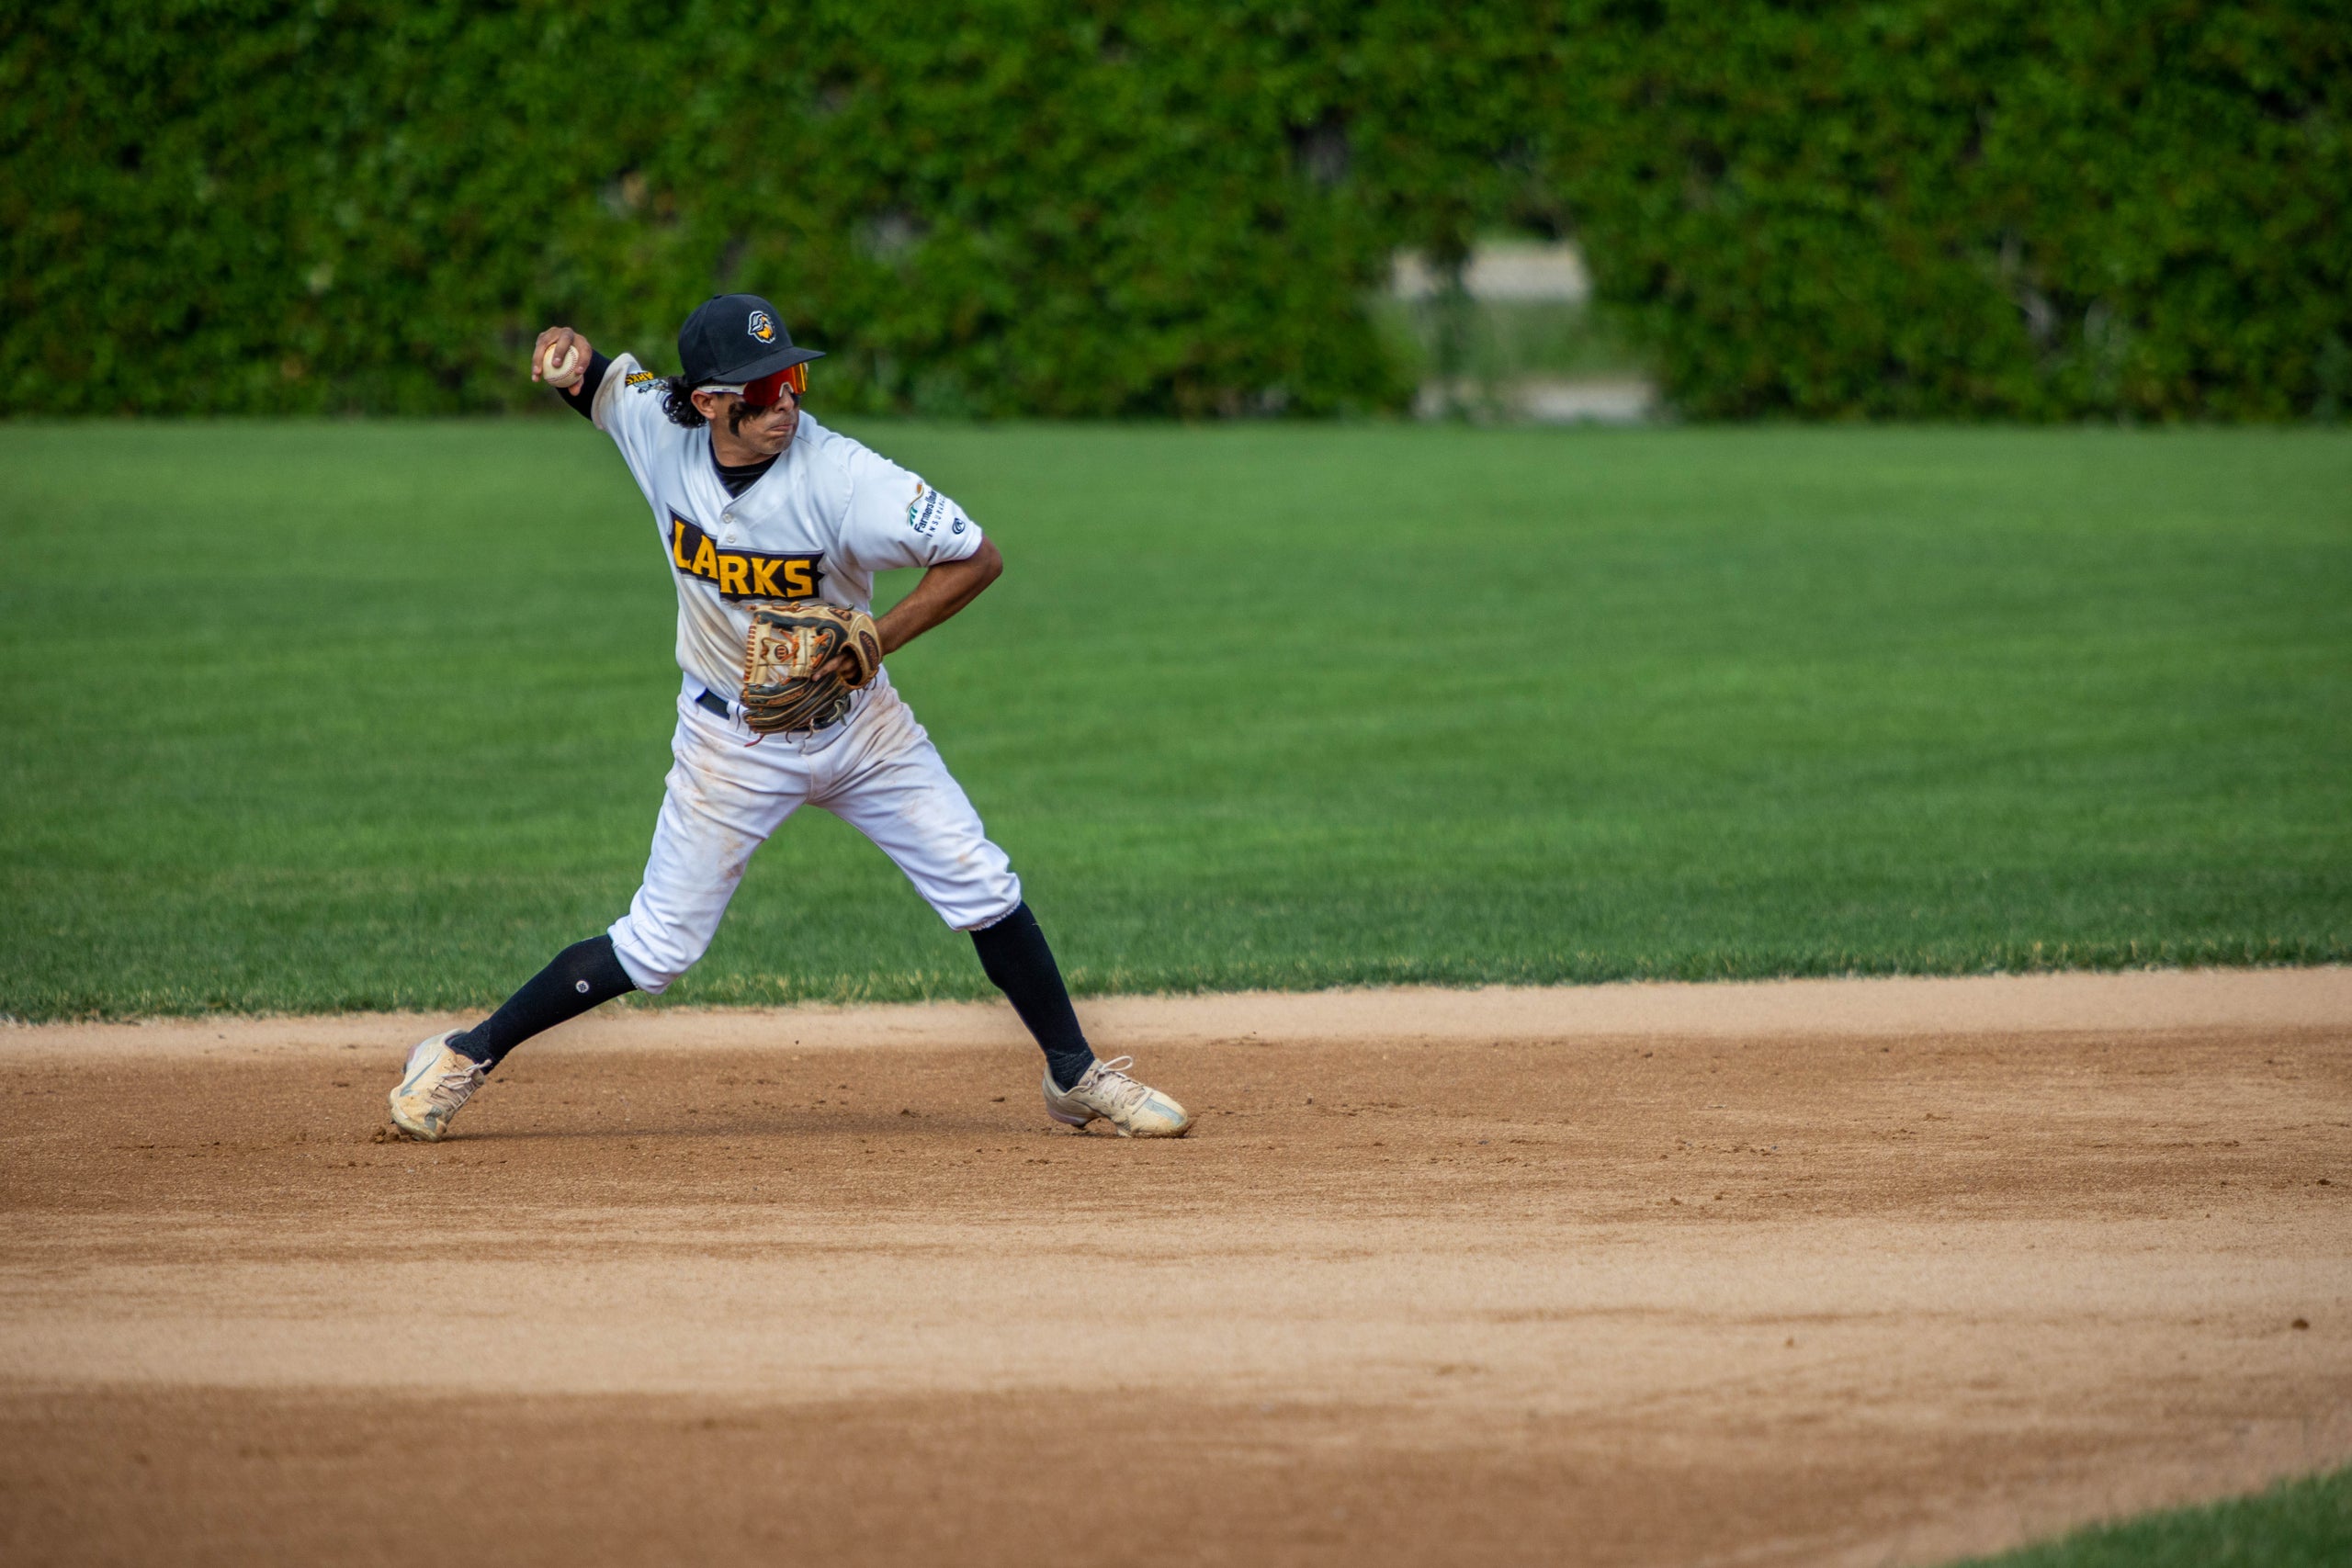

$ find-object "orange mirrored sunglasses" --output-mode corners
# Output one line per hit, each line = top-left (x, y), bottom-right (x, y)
(741, 362), (808, 409)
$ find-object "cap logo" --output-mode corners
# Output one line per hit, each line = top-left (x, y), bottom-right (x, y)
(747, 310), (776, 344)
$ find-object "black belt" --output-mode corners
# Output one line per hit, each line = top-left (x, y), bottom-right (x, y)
(695, 685), (855, 734)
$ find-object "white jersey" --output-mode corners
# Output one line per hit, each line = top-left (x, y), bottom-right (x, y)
(589, 352), (983, 710)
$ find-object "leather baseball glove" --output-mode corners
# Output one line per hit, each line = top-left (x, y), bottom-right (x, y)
(740, 603), (882, 734)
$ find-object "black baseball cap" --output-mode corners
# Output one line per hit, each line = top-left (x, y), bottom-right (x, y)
(677, 293), (825, 387)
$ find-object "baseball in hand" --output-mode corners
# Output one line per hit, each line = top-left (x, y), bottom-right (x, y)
(541, 344), (582, 388)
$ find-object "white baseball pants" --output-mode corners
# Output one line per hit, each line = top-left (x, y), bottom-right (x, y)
(607, 676), (1023, 994)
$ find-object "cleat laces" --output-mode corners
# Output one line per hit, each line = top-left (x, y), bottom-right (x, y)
(1084, 1056), (1151, 1115)
(424, 1052), (485, 1112)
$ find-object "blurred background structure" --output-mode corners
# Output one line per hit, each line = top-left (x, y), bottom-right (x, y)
(1381, 239), (1654, 423)
(5, 1), (2348, 421)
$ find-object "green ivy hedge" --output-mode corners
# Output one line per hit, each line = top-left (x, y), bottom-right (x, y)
(1521, 3), (2352, 418)
(5, 2), (2345, 419)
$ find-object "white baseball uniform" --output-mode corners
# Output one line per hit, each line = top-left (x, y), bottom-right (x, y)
(585, 354), (1021, 994)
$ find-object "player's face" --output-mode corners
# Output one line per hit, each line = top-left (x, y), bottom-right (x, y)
(728, 385), (800, 455)
(696, 384), (800, 460)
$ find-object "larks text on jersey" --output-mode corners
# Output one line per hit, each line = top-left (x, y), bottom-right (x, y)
(667, 513), (822, 601)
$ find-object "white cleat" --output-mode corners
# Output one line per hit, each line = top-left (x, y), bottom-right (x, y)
(386, 1031), (487, 1142)
(1042, 1055), (1193, 1138)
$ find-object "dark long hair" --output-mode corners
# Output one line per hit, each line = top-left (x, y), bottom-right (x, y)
(660, 376), (707, 428)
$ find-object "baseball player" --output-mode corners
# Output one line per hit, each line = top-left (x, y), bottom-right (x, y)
(387, 294), (1191, 1142)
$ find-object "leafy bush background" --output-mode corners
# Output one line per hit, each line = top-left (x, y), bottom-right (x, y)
(5, 1), (2346, 419)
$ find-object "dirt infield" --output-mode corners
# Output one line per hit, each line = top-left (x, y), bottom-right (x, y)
(4, 970), (2347, 1566)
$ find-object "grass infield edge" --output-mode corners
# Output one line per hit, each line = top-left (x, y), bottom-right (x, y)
(1939, 1464), (2352, 1568)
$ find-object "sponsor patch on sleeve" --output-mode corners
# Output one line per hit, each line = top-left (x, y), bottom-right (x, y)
(905, 481), (971, 542)
(904, 481), (945, 536)
(625, 370), (662, 389)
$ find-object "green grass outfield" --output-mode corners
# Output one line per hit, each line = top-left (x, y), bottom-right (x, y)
(1947, 1464), (2351, 1567)
(1, 420), (2346, 1019)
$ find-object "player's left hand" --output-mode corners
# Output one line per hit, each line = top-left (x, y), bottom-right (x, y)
(740, 604), (884, 735)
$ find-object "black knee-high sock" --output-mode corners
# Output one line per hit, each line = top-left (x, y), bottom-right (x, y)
(451, 935), (637, 1068)
(970, 903), (1096, 1092)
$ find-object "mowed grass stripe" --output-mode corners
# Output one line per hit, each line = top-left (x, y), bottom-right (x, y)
(0, 422), (2346, 1018)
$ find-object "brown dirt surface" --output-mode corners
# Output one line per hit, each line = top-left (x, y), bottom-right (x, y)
(4, 969), (2348, 1567)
